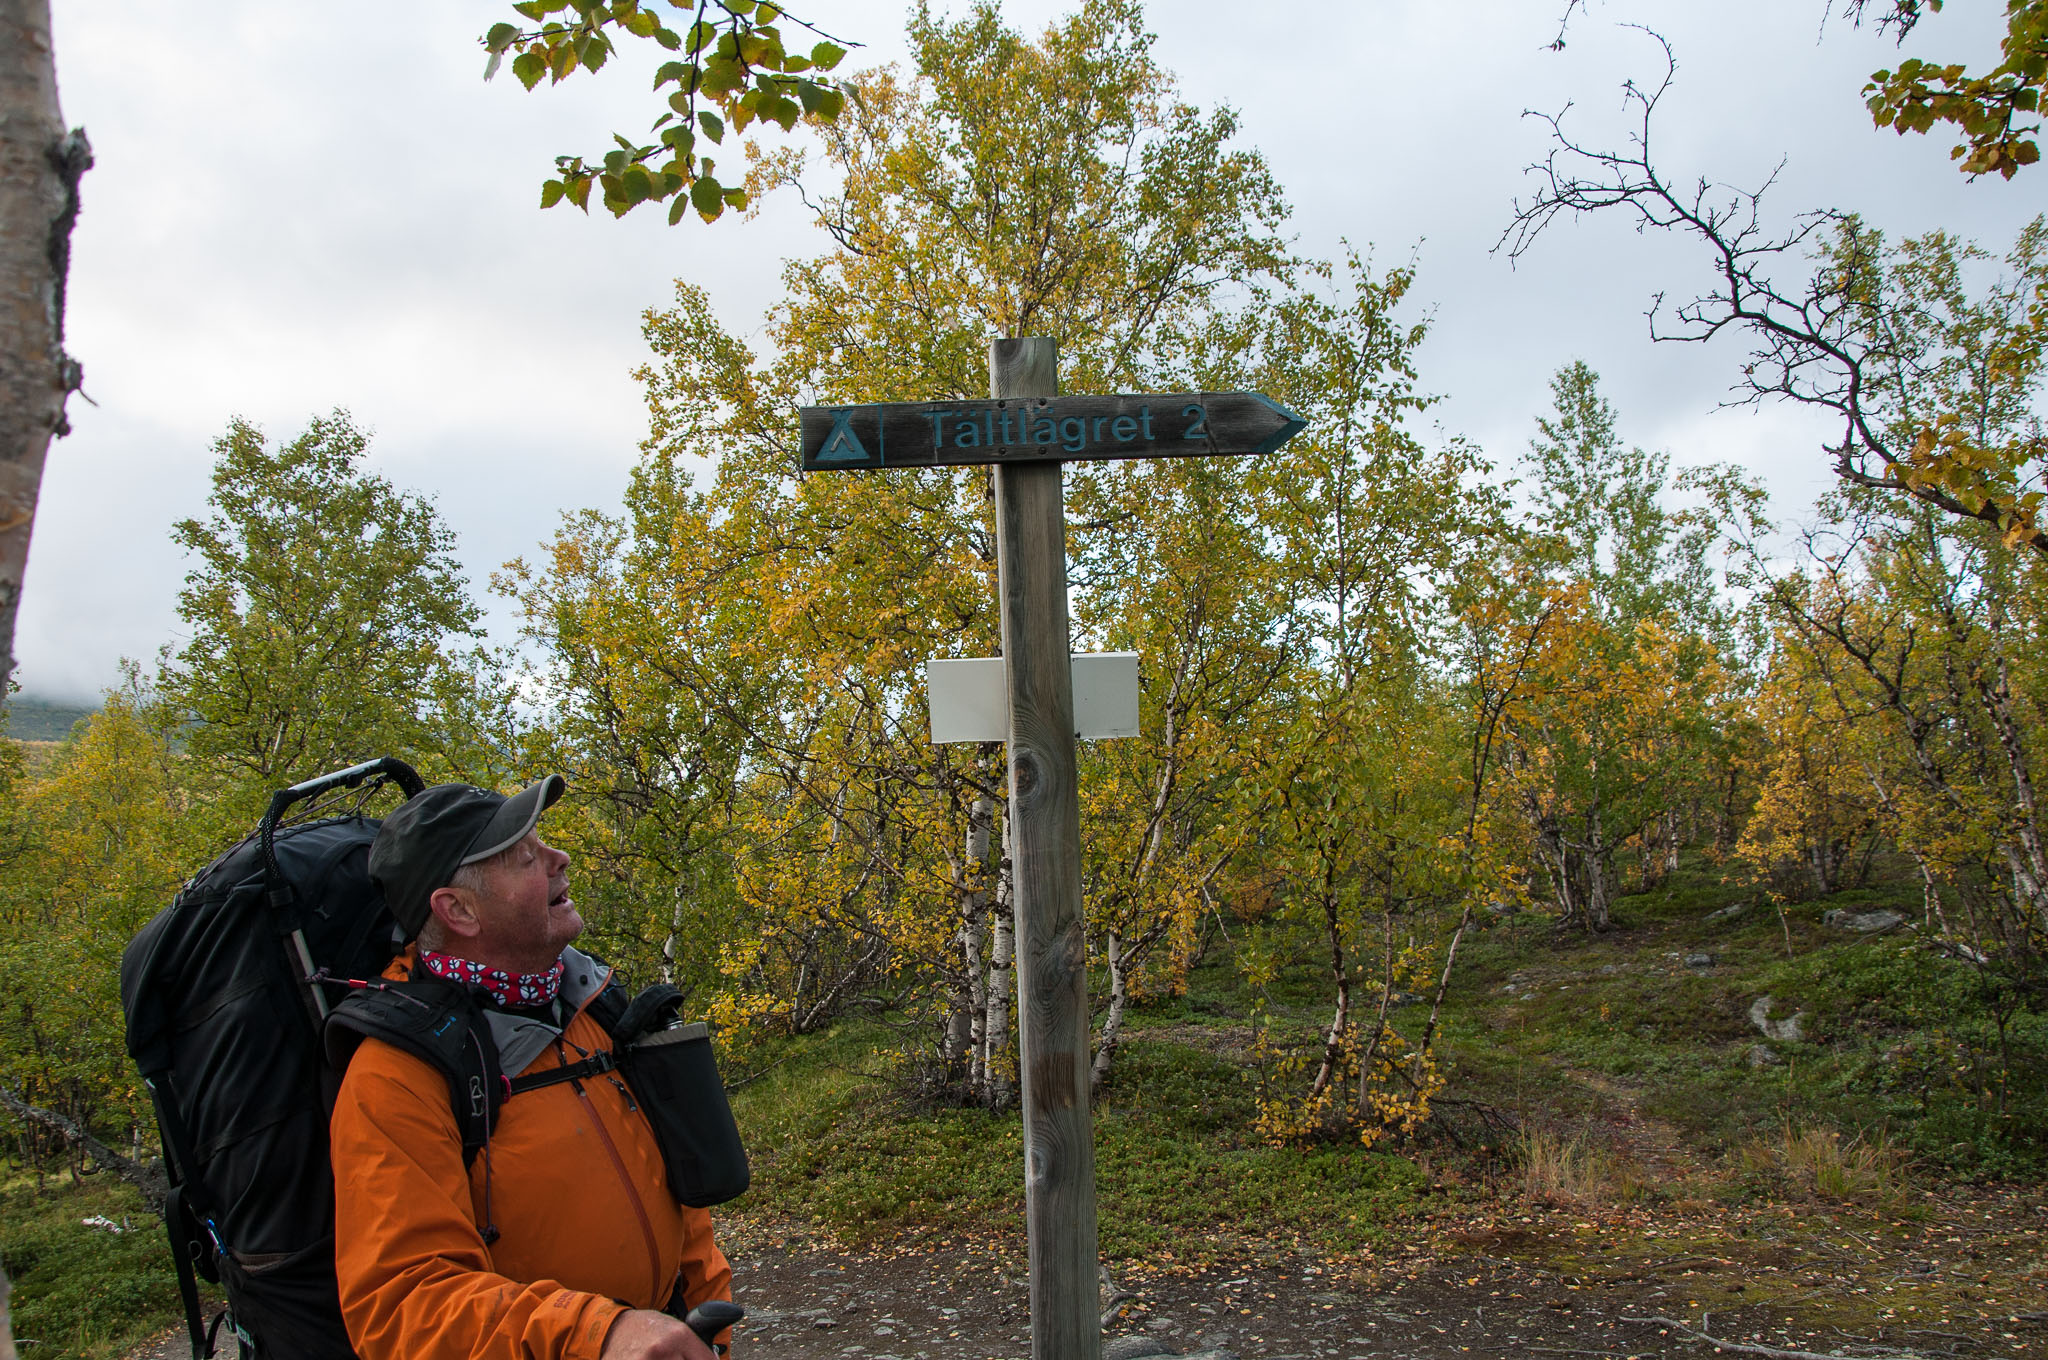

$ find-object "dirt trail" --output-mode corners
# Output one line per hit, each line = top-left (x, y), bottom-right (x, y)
(711, 1207), (2046, 1360)
(122, 1200), (2047, 1360)
(118, 1084), (2046, 1360)
(1571, 1068), (1700, 1185)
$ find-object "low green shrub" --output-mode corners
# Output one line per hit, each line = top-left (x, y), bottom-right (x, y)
(0, 1175), (186, 1360)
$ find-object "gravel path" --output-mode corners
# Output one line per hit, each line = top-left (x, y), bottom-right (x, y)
(123, 1197), (2047, 1360)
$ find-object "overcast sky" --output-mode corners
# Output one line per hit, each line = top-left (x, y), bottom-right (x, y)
(22, 0), (2036, 704)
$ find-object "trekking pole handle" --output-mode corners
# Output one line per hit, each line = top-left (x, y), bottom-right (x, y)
(684, 1300), (744, 1354)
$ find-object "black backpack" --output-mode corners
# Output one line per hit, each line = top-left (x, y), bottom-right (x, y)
(120, 758), (426, 1360)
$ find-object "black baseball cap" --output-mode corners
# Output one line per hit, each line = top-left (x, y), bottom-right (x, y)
(369, 775), (567, 940)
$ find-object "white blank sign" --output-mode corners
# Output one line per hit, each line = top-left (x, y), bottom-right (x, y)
(927, 653), (1140, 743)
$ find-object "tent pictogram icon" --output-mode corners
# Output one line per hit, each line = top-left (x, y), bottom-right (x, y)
(816, 408), (877, 465)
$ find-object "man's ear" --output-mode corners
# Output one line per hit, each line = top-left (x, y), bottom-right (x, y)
(426, 884), (484, 943)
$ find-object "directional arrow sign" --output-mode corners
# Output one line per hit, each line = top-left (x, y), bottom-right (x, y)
(799, 391), (1304, 471)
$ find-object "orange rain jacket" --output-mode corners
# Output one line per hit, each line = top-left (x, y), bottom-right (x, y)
(329, 948), (732, 1360)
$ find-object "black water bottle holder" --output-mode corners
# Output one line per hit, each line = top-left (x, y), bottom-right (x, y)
(616, 1020), (752, 1209)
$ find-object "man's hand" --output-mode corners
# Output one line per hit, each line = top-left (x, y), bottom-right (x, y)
(599, 1309), (717, 1360)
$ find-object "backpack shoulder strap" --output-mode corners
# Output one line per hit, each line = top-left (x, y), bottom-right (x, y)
(325, 980), (502, 1167)
(584, 976), (629, 1037)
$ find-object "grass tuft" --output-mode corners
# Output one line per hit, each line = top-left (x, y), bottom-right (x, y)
(1506, 1128), (1648, 1207)
(1740, 1123), (1906, 1202)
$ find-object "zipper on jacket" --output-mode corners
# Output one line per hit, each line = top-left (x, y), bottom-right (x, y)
(571, 1075), (665, 1305)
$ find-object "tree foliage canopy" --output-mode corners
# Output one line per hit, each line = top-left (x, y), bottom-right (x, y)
(157, 412), (505, 821)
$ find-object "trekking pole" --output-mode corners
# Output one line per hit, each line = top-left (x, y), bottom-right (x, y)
(684, 1301), (744, 1355)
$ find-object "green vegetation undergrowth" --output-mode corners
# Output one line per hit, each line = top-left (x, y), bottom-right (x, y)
(1424, 858), (2048, 1181)
(724, 858), (2044, 1261)
(0, 1173), (194, 1360)
(725, 1018), (1426, 1264)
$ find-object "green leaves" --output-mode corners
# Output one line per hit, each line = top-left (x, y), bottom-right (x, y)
(512, 49), (547, 91)
(690, 174), (725, 220)
(799, 82), (844, 120)
(1861, 0), (2046, 179)
(482, 0), (857, 223)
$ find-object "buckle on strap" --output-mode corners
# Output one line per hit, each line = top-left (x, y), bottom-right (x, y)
(504, 1049), (615, 1096)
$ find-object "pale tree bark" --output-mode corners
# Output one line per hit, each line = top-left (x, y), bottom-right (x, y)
(1089, 928), (1137, 1096)
(1582, 799), (1613, 932)
(1303, 820), (1353, 1106)
(941, 787), (992, 1078)
(981, 813), (1014, 1108)
(660, 865), (690, 985)
(1353, 907), (1401, 1121)
(1088, 668), (1190, 1093)
(1971, 647), (2048, 931)
(1305, 904), (1351, 1104)
(958, 790), (993, 1085)
(945, 925), (977, 1076)
(0, 0), (90, 685)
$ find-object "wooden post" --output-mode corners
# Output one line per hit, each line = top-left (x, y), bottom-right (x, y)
(990, 336), (1100, 1360)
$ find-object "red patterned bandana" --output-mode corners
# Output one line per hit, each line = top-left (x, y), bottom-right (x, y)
(418, 950), (566, 1007)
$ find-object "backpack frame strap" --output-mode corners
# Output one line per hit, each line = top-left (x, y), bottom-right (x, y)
(141, 1073), (225, 1359)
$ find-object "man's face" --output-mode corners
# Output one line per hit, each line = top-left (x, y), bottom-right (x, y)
(467, 834), (581, 973)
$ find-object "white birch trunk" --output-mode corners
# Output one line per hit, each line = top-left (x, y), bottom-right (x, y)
(660, 867), (688, 985)
(961, 792), (993, 1085)
(982, 812), (1015, 1108)
(1977, 650), (2048, 930)
(0, 0), (87, 684)
(1088, 928), (1127, 1093)
(1585, 804), (1611, 932)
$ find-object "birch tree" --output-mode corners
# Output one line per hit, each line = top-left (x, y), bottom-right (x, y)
(1501, 363), (1741, 929)
(0, 0), (90, 687)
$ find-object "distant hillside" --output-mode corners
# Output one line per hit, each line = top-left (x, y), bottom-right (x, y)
(4, 697), (96, 742)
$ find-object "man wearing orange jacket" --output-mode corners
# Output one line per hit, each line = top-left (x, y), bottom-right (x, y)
(329, 775), (732, 1360)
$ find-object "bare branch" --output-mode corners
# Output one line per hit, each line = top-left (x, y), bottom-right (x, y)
(1497, 29), (2048, 556)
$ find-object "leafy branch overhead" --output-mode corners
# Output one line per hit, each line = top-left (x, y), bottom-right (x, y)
(1854, 0), (2045, 178)
(483, 0), (852, 223)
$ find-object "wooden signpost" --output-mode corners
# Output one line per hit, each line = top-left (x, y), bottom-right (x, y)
(800, 341), (1304, 1360)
